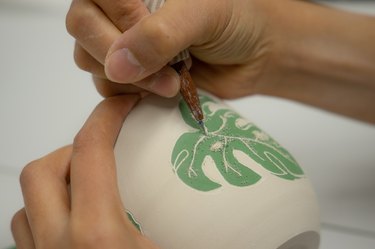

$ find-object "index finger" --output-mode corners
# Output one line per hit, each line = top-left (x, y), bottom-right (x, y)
(93, 0), (149, 32)
(70, 95), (140, 216)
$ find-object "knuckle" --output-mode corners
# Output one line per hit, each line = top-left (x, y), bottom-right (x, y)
(93, 77), (114, 98)
(66, 4), (96, 39)
(74, 45), (106, 77)
(11, 209), (26, 234)
(73, 45), (93, 72)
(19, 159), (42, 188)
(111, 2), (145, 30)
(65, 5), (79, 38)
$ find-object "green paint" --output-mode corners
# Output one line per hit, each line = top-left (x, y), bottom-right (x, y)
(171, 95), (304, 191)
(127, 210), (143, 233)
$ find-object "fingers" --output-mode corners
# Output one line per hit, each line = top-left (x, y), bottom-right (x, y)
(19, 146), (72, 247)
(92, 0), (149, 32)
(74, 42), (106, 78)
(66, 0), (122, 64)
(76, 41), (180, 97)
(93, 72), (178, 98)
(133, 65), (180, 97)
(70, 95), (140, 216)
(68, 0), (177, 96)
(105, 0), (212, 84)
(11, 209), (35, 249)
(76, 44), (178, 97)
(66, 0), (149, 66)
(93, 76), (145, 97)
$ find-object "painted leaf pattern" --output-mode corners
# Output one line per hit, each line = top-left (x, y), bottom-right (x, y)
(171, 95), (304, 191)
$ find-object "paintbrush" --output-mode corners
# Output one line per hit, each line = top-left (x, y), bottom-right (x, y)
(144, 0), (207, 135)
(171, 61), (207, 135)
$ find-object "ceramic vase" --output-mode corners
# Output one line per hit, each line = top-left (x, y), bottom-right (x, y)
(114, 92), (320, 249)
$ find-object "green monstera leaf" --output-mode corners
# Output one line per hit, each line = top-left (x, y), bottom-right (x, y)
(171, 95), (304, 192)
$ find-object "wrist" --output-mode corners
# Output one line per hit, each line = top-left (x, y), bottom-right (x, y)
(256, 1), (375, 122)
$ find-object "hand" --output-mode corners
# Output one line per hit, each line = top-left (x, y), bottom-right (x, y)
(66, 0), (375, 122)
(66, 0), (181, 98)
(11, 95), (160, 249)
(66, 0), (277, 98)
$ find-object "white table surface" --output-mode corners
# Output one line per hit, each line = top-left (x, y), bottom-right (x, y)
(0, 1), (374, 248)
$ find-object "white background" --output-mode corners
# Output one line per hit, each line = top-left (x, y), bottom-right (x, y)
(0, 0), (375, 248)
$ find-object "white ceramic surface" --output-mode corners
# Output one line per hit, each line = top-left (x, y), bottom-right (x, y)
(115, 93), (320, 249)
(1, 2), (374, 248)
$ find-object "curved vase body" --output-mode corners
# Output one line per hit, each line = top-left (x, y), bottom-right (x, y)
(115, 92), (320, 249)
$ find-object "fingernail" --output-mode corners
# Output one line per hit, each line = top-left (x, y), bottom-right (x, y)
(149, 73), (180, 97)
(106, 48), (145, 83)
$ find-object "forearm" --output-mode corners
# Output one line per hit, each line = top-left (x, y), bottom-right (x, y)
(261, 1), (375, 123)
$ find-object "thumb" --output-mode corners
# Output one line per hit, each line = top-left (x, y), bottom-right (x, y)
(104, 0), (209, 90)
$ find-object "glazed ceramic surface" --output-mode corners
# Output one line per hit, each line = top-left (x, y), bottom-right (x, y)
(115, 92), (320, 249)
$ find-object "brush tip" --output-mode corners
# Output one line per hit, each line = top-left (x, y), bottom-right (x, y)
(198, 120), (208, 135)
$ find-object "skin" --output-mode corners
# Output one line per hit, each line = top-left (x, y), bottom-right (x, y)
(11, 95), (160, 249)
(65, 0), (375, 123)
(11, 0), (375, 248)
